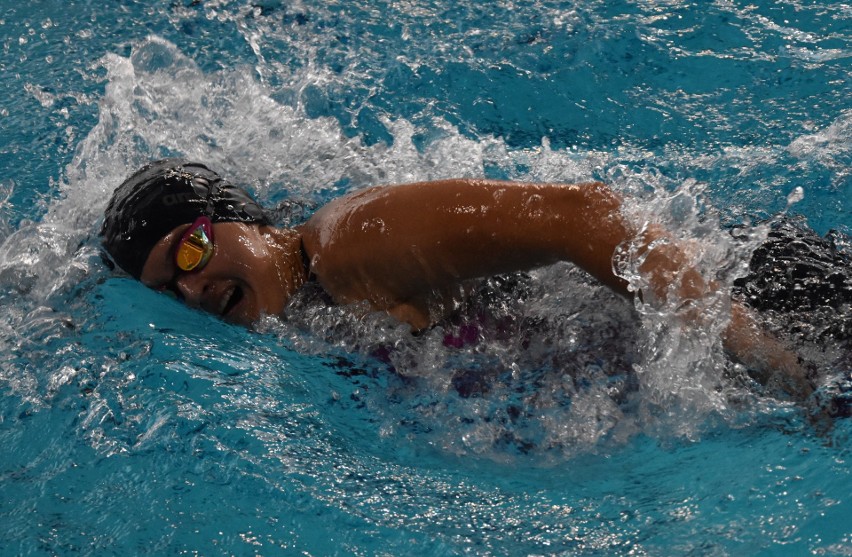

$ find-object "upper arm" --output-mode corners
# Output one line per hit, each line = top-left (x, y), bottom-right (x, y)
(299, 179), (632, 318)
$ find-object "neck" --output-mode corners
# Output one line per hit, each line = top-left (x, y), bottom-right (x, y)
(262, 226), (309, 304)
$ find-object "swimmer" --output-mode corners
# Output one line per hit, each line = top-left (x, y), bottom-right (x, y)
(101, 159), (843, 407)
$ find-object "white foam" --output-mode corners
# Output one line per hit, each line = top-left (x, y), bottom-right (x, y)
(787, 110), (852, 169)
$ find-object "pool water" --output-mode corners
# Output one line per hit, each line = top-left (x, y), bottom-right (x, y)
(1, 0), (850, 555)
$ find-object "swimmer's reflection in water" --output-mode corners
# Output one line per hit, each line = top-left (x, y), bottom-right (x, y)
(100, 159), (851, 417)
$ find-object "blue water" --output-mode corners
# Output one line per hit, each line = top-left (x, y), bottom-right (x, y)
(1, 1), (850, 555)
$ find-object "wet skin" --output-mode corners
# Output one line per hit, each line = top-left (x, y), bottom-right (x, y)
(140, 222), (306, 326)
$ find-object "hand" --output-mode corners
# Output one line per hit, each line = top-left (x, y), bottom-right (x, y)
(723, 301), (815, 401)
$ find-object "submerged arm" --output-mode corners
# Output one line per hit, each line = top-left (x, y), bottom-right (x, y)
(723, 301), (815, 400)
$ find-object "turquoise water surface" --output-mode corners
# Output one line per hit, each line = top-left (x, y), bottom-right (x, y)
(1, 1), (850, 555)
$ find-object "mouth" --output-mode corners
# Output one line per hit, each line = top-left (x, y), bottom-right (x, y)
(218, 284), (245, 317)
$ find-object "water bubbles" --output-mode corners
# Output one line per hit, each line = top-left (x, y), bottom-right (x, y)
(0, 178), (14, 206)
(787, 186), (805, 206)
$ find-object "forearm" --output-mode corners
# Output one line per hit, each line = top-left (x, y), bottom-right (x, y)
(630, 229), (815, 400)
(722, 301), (814, 400)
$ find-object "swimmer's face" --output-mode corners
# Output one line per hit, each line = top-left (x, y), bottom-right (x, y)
(140, 222), (306, 326)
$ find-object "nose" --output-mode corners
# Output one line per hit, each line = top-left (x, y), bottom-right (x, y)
(173, 272), (207, 308)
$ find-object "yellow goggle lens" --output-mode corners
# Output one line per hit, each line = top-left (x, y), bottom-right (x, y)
(175, 221), (214, 272)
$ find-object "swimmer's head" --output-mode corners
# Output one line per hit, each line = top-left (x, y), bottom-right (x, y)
(101, 158), (270, 278)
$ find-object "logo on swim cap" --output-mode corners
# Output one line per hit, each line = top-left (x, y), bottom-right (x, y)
(163, 192), (201, 207)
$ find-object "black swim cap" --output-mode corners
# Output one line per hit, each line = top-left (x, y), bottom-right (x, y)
(101, 158), (270, 279)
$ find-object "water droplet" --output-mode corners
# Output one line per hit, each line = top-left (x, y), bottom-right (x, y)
(786, 186), (804, 206)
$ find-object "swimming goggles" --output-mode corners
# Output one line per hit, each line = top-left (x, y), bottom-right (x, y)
(174, 215), (215, 272)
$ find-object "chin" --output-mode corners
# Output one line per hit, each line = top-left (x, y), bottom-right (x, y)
(229, 315), (253, 327)
(219, 304), (258, 327)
